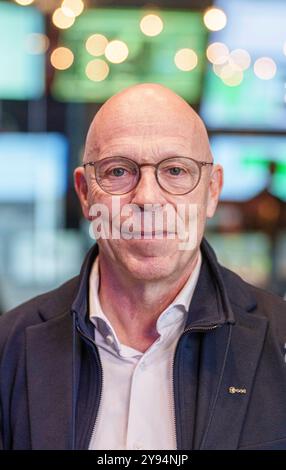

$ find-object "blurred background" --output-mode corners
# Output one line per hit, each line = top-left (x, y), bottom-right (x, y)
(0, 0), (285, 313)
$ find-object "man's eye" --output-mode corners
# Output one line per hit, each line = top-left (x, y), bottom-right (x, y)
(168, 167), (184, 176)
(110, 167), (126, 177)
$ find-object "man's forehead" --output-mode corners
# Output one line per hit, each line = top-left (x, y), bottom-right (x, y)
(84, 122), (208, 163)
(86, 106), (196, 152)
(84, 134), (195, 162)
(95, 115), (193, 140)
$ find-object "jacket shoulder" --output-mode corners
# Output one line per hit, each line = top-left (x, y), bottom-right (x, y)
(221, 264), (286, 328)
(0, 276), (79, 350)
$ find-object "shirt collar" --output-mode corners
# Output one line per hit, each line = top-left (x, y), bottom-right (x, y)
(72, 238), (239, 343)
(89, 251), (202, 351)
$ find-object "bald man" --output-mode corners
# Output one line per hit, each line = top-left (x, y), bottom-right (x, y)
(1, 84), (286, 450)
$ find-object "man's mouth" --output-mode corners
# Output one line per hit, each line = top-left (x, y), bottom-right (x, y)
(120, 230), (176, 238)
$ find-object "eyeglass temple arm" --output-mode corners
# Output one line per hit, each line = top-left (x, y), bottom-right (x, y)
(83, 162), (94, 168)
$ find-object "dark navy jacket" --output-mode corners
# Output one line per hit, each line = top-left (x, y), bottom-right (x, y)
(1, 238), (286, 450)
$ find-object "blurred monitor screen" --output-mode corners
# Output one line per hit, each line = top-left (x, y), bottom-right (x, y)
(206, 232), (272, 288)
(52, 8), (207, 103)
(210, 134), (286, 201)
(0, 133), (70, 311)
(200, 0), (286, 130)
(0, 133), (67, 202)
(0, 3), (45, 99)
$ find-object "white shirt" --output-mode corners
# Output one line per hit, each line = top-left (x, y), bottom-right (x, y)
(88, 252), (202, 450)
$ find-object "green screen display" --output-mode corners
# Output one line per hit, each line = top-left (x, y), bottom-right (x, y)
(0, 3), (45, 100)
(201, 66), (286, 130)
(52, 8), (207, 103)
(210, 134), (286, 202)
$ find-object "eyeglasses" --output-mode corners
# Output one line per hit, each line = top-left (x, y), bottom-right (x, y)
(83, 156), (213, 195)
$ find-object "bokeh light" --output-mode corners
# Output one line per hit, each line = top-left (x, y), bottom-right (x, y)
(213, 61), (226, 77)
(206, 42), (229, 64)
(220, 64), (243, 86)
(212, 48), (251, 82)
(254, 57), (277, 80)
(203, 7), (227, 32)
(86, 59), (110, 81)
(52, 8), (75, 29)
(14, 0), (34, 5)
(140, 14), (164, 37)
(229, 49), (251, 71)
(174, 48), (198, 71)
(50, 47), (74, 70)
(61, 0), (84, 18)
(25, 33), (50, 55)
(105, 40), (129, 64)
(86, 34), (108, 57)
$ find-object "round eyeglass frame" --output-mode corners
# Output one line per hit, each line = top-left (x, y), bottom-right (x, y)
(83, 156), (214, 196)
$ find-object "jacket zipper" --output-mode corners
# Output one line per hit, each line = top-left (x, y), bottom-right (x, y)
(76, 325), (104, 448)
(172, 323), (219, 450)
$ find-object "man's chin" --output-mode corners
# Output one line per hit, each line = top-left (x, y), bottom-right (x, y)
(120, 236), (179, 257)
(118, 252), (177, 281)
(100, 238), (193, 280)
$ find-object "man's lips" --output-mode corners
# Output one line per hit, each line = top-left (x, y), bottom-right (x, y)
(120, 230), (176, 237)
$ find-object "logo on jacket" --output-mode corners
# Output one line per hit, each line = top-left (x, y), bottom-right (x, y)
(228, 386), (247, 394)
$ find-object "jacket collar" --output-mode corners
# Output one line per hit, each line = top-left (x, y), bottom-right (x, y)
(184, 238), (236, 329)
(37, 238), (257, 326)
(71, 243), (98, 319)
(71, 237), (258, 335)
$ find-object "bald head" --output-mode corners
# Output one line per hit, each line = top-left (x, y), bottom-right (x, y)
(83, 83), (213, 164)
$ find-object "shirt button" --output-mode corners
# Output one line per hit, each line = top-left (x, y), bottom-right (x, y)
(140, 361), (146, 370)
(105, 334), (114, 346)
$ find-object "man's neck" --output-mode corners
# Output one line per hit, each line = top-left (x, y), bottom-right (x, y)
(96, 252), (200, 352)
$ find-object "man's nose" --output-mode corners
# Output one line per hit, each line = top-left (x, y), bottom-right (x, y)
(130, 167), (167, 207)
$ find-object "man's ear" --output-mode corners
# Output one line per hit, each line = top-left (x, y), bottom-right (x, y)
(74, 166), (91, 220)
(206, 164), (224, 218)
